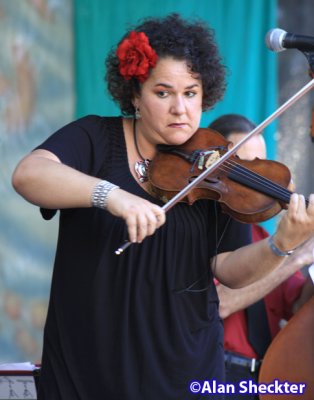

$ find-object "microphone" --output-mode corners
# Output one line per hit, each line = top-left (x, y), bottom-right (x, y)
(265, 28), (314, 53)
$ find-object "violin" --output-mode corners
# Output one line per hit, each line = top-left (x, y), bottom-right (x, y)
(115, 78), (314, 254)
(147, 127), (296, 224)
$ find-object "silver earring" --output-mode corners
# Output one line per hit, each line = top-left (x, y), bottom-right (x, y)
(135, 107), (141, 119)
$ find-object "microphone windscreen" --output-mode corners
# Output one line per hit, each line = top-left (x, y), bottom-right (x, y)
(265, 28), (287, 52)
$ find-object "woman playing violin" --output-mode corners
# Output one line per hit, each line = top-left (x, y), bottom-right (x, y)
(12, 13), (314, 400)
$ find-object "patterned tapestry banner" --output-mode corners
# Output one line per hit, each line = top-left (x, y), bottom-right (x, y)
(0, 0), (73, 363)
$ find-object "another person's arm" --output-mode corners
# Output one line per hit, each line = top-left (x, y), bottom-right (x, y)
(212, 194), (314, 288)
(292, 274), (314, 313)
(216, 236), (314, 318)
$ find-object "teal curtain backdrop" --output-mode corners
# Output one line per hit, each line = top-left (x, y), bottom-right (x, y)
(74, 0), (278, 232)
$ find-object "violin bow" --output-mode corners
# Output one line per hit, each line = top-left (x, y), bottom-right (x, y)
(115, 78), (314, 255)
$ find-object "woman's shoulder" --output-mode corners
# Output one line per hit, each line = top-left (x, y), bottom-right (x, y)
(73, 115), (123, 132)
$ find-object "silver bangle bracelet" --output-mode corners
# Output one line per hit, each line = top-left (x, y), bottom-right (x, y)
(91, 180), (120, 210)
(268, 235), (295, 257)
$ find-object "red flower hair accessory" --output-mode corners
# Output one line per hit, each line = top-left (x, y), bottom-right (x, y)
(116, 31), (158, 83)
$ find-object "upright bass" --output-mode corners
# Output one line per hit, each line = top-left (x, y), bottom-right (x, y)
(259, 295), (314, 400)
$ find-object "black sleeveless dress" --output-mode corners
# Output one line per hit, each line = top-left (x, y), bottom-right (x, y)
(36, 116), (251, 399)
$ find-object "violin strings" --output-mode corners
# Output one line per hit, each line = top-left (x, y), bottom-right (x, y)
(189, 151), (288, 199)
(219, 159), (309, 206)
(221, 160), (292, 202)
(189, 150), (308, 205)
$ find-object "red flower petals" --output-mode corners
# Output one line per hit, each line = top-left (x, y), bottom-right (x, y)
(117, 31), (158, 82)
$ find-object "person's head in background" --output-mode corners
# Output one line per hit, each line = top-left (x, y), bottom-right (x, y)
(209, 114), (266, 161)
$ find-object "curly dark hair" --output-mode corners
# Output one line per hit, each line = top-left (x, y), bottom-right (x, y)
(105, 13), (226, 115)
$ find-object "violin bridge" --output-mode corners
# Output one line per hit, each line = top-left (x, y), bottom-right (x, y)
(204, 150), (220, 169)
(197, 150), (219, 170)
